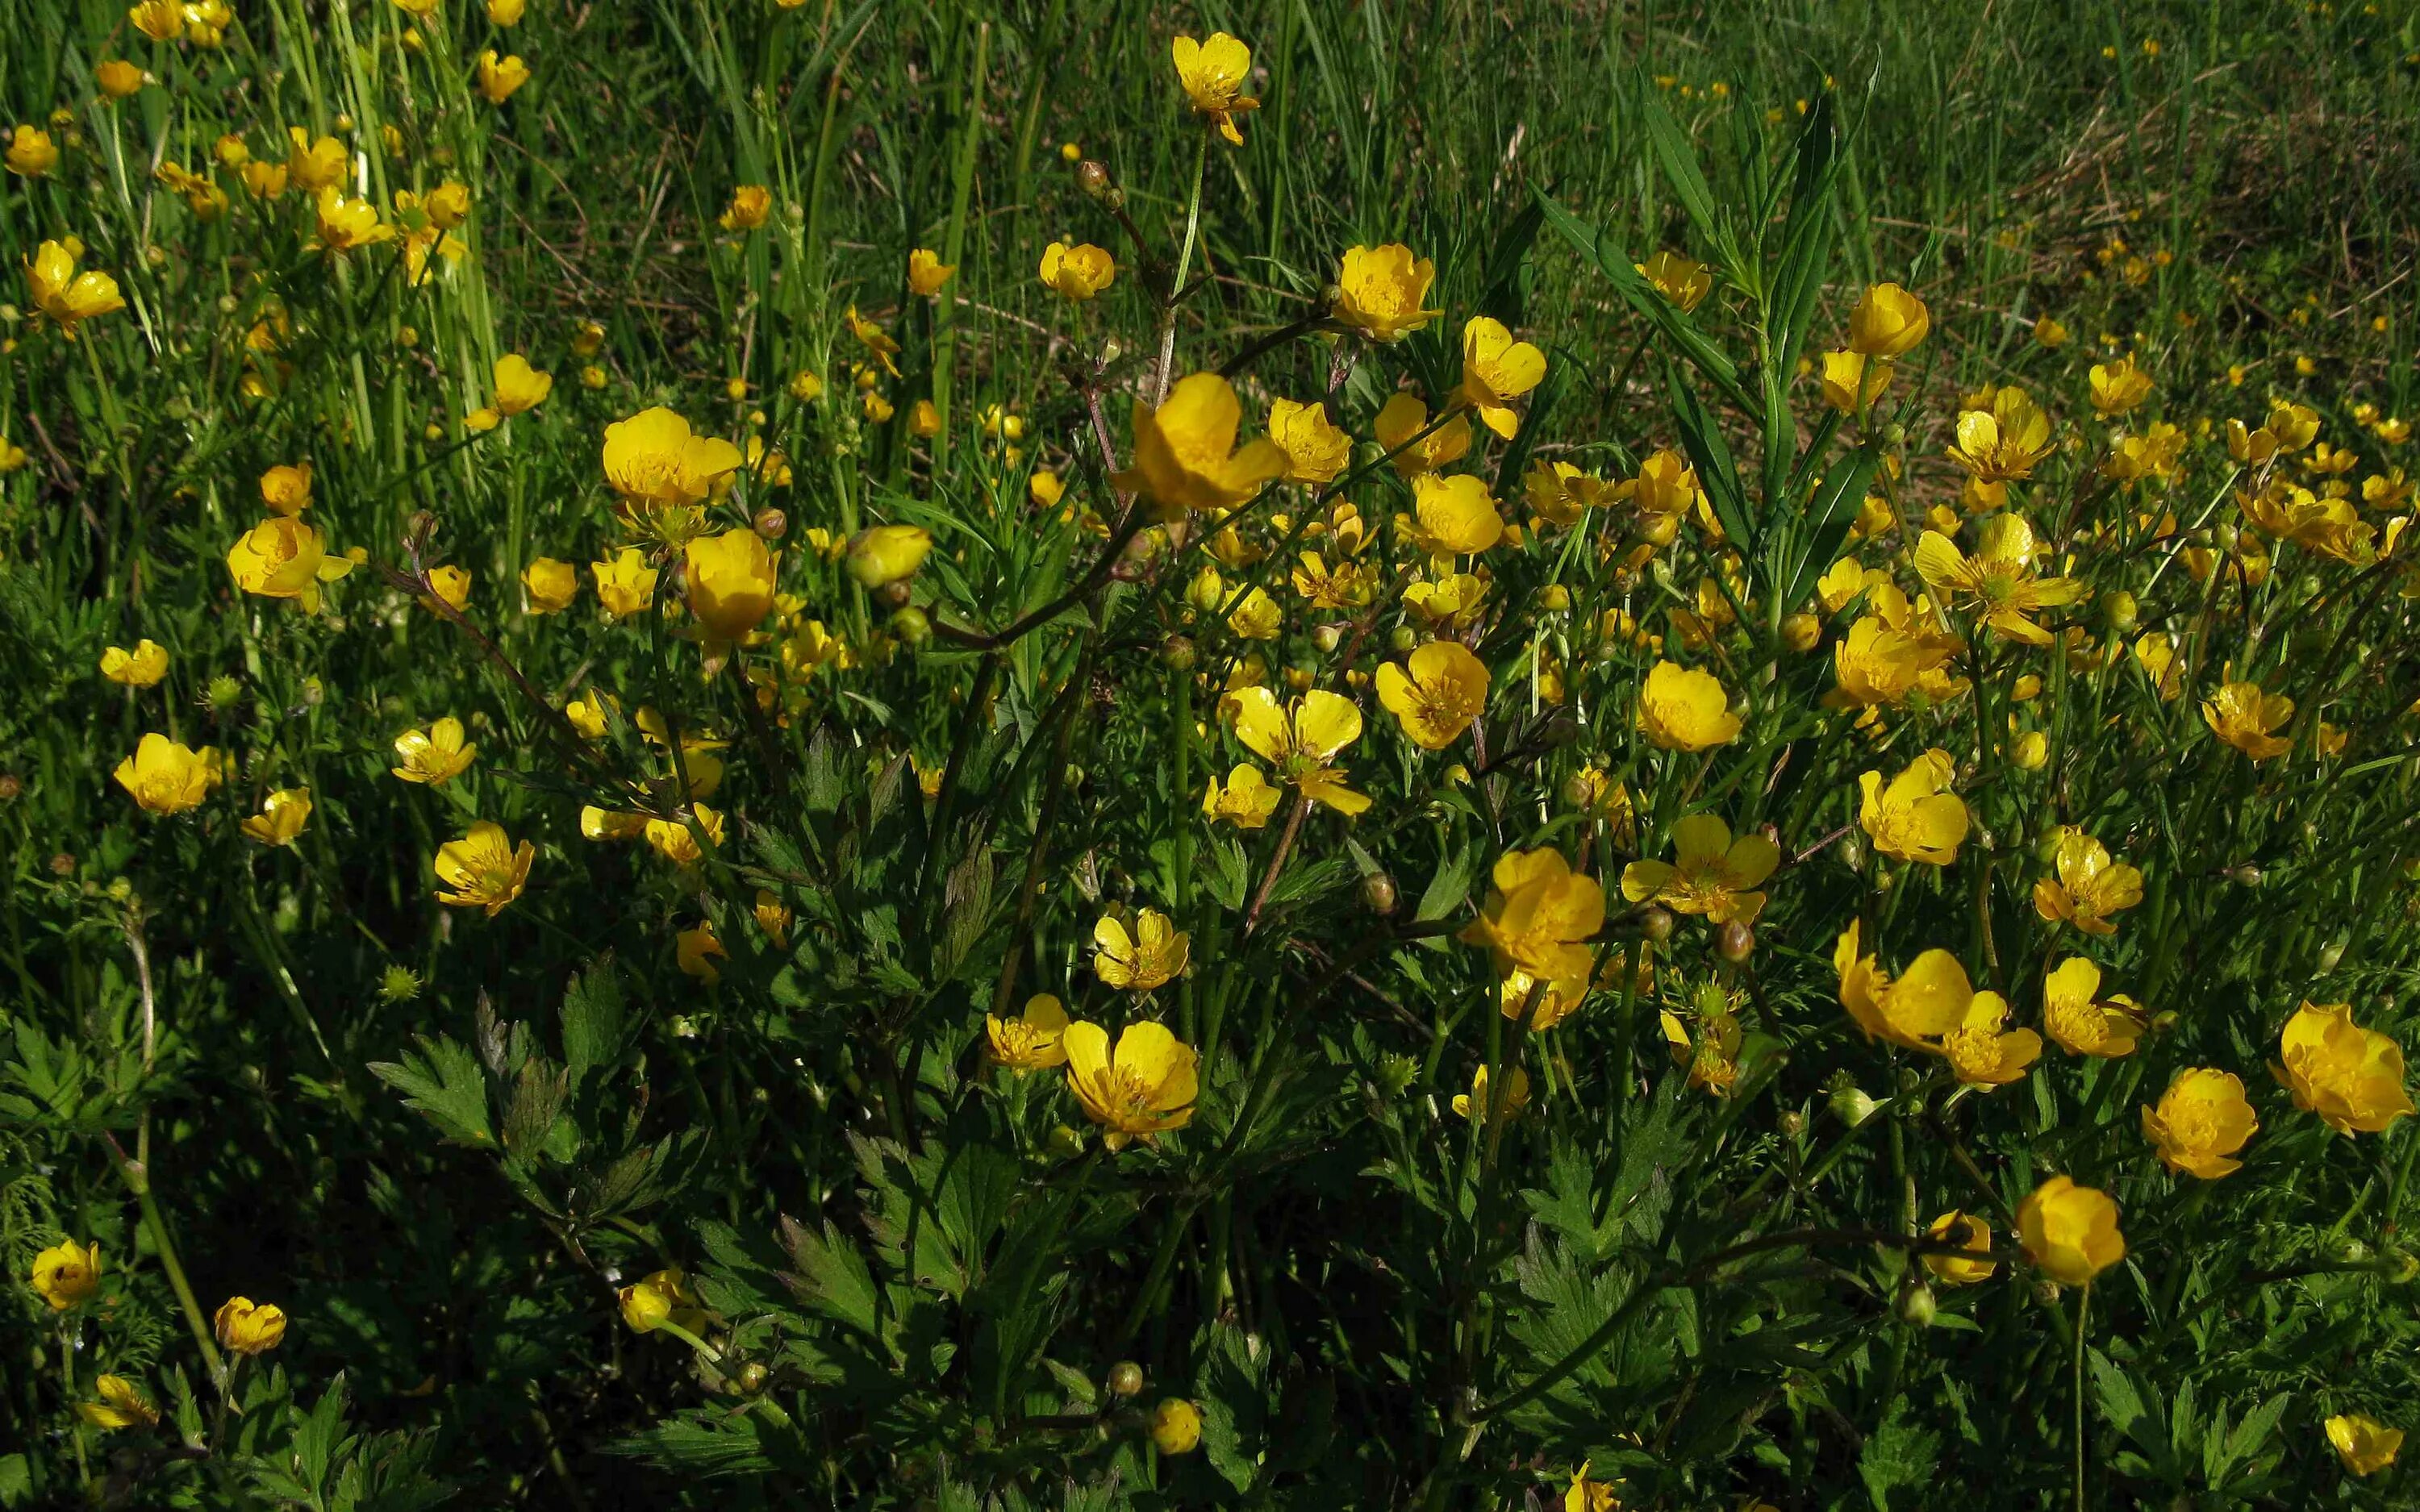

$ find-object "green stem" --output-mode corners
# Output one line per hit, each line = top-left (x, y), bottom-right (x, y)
(111, 1148), (225, 1383)
(1150, 127), (1211, 409)
(2073, 1285), (2090, 1512)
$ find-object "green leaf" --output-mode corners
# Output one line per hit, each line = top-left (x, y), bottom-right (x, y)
(367, 1038), (493, 1148)
(1531, 188), (1753, 412)
(1667, 364), (1755, 552)
(558, 960), (625, 1082)
(1858, 1402), (1940, 1509)
(1640, 90), (1725, 259)
(777, 1214), (883, 1342)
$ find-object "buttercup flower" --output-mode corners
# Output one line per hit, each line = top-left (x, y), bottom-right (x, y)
(1203, 764), (1282, 829)
(97, 59), (148, 97)
(1376, 640), (1490, 750)
(618, 1268), (707, 1335)
(25, 240), (127, 335)
(1269, 398), (1350, 485)
(603, 407), (745, 507)
(1116, 372), (1287, 518)
(1819, 348), (1892, 413)
(2032, 827), (2143, 936)
(433, 821), (533, 915)
(1373, 391), (1471, 477)
(1846, 282), (1930, 357)
(906, 248), (954, 297)
(1636, 250), (1711, 310)
(1226, 687), (1369, 814)
(240, 788), (313, 847)
(1621, 814), (1780, 925)
(215, 1296), (288, 1355)
(6, 126), (59, 177)
(1407, 473), (1504, 556)
(421, 564), (472, 613)
(1921, 1211), (1997, 1285)
(30, 1241), (102, 1310)
(1333, 245), (1441, 343)
(846, 524), (933, 588)
(1170, 32), (1258, 145)
(1636, 660), (1741, 751)
(2327, 1414), (2403, 1477)
(393, 717), (475, 785)
(720, 185), (771, 231)
(1942, 992), (2042, 1087)
(2274, 1001), (2413, 1135)
(1038, 240), (1116, 300)
(686, 528), (780, 643)
(1858, 748), (1968, 865)
(1453, 1062), (1530, 1126)
(987, 993), (1070, 1071)
(2202, 679), (2293, 760)
(2088, 356), (2155, 416)
(676, 922), (725, 983)
(2016, 1176), (2125, 1286)
(1834, 920), (1975, 1051)
(1062, 1019), (1199, 1148)
(1945, 386), (2055, 482)
(493, 353), (553, 416)
(1525, 461), (1613, 528)
(1095, 907), (1189, 991)
(77, 1376), (159, 1431)
(1150, 1398), (1203, 1456)
(1461, 849), (1604, 984)
(101, 639), (170, 687)
(2040, 957), (2143, 1058)
(2141, 1068), (2258, 1178)
(594, 548), (660, 618)
(1915, 514), (2082, 645)
(312, 188), (394, 252)
(523, 557), (579, 613)
(258, 461), (313, 515)
(114, 735), (215, 814)
(1458, 317), (1546, 439)
(477, 50), (532, 103)
(644, 805), (725, 866)
(845, 304), (901, 377)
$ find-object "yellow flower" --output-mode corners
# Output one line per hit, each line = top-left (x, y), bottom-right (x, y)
(593, 547), (660, 618)
(1915, 514), (2082, 646)
(1921, 1211), (1997, 1286)
(686, 527), (780, 643)
(581, 806), (645, 841)
(392, 716), (475, 785)
(1942, 991), (2042, 1087)
(2031, 827), (2143, 937)
(1858, 748), (1968, 865)
(488, 0), (524, 23)
(2088, 356), (2155, 416)
(1453, 1061), (1531, 1126)
(240, 787), (312, 848)
(1333, 245), (1442, 342)
(676, 921), (725, 983)
(97, 60), (148, 97)
(1170, 32), (1258, 145)
(1202, 763), (1282, 829)
(101, 639), (170, 687)
(1458, 317), (1546, 439)
(603, 407), (745, 506)
(521, 556), (579, 614)
(491, 353), (553, 416)
(1063, 1019), (1199, 1148)
(2201, 679), (2293, 760)
(2016, 1177), (2125, 1286)
(5, 125), (58, 177)
(644, 805), (724, 866)
(1636, 660), (1740, 751)
(617, 1268), (706, 1335)
(240, 159), (289, 198)
(1150, 1398), (1203, 1456)
(845, 303), (901, 376)
(113, 734), (214, 814)
(30, 1241), (102, 1310)
(2140, 1068), (2258, 1179)
(311, 187), (394, 252)
(77, 1375), (159, 1431)
(1406, 473), (1504, 556)
(1563, 1461), (1621, 1512)
(1945, 386), (2056, 482)
(713, 184), (774, 232)
(433, 821), (533, 915)
(1375, 640), (1490, 751)
(2033, 315), (2068, 348)
(25, 240), (127, 335)
(227, 516), (353, 610)
(907, 248), (954, 296)
(2041, 957), (2143, 1058)
(1623, 448), (1706, 523)
(1094, 907), (1189, 991)
(214, 1296), (288, 1356)
(1225, 686), (1369, 814)
(1116, 372), (1286, 519)
(2274, 1001), (2413, 1135)
(1525, 460), (1614, 529)
(1635, 250), (1712, 311)
(1037, 240), (1116, 300)
(477, 50), (532, 103)
(1846, 282), (1930, 357)
(846, 523), (933, 589)
(2327, 1414), (2403, 1477)
(1373, 391), (1471, 477)
(1833, 920), (1976, 1052)
(1461, 849), (1604, 985)
(421, 564), (472, 613)
(1817, 348), (1892, 412)
(986, 993), (1070, 1071)
(253, 461), (313, 516)
(1621, 814), (1780, 925)
(1269, 397), (1350, 485)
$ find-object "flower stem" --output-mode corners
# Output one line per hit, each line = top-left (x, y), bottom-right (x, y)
(1151, 126), (1211, 410)
(107, 1140), (224, 1384)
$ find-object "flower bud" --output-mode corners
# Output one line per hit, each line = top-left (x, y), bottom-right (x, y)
(1149, 1399), (1202, 1456)
(1313, 623), (1346, 654)
(2227, 862), (2262, 888)
(1538, 583), (1571, 611)
(2318, 938), (2347, 973)
(1389, 625), (1418, 652)
(1879, 422), (1907, 448)
(2099, 589), (2139, 633)
(1361, 871), (1398, 916)
(890, 606), (931, 646)
(1161, 635), (1196, 671)
(1077, 160), (1112, 197)
(1781, 612), (1821, 652)
(1639, 905), (1675, 943)
(1717, 920), (1754, 962)
(1896, 1280), (1937, 1327)
(1830, 1085), (1880, 1127)
(1107, 1361), (1145, 1397)
(1779, 1109), (1806, 1138)
(753, 508), (787, 539)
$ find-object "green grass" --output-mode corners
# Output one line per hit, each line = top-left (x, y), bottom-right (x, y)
(3, 0), (2419, 1507)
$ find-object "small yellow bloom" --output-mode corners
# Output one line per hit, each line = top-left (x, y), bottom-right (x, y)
(240, 788), (313, 848)
(846, 523), (933, 589)
(2140, 1068), (2258, 1179)
(477, 49), (532, 104)
(1525, 460), (1614, 529)
(1915, 513), (2082, 646)
(1333, 244), (1441, 342)
(2088, 355), (2155, 416)
(2201, 679), (2293, 760)
(76, 1375), (159, 1431)
(5, 125), (59, 177)
(1093, 907), (1189, 991)
(240, 159), (289, 198)
(128, 0), (184, 39)
(2041, 957), (2143, 1058)
(1458, 317), (1546, 439)
(2031, 827), (2143, 937)
(312, 187), (395, 252)
(603, 406), (745, 506)
(487, 0), (524, 23)
(101, 639), (170, 687)
(1942, 991), (2042, 1087)
(1858, 748), (1968, 865)
(1407, 473), (1504, 556)
(719, 184), (772, 231)
(433, 821), (533, 915)
(96, 60), (148, 98)
(1453, 1061), (1531, 1126)
(1624, 448), (1706, 523)
(1116, 373), (1287, 519)
(421, 564), (472, 613)
(2327, 1414), (2403, 1477)
(214, 1296), (288, 1356)
(1635, 250), (1712, 311)
(1202, 763), (1282, 829)
(1833, 919), (1976, 1052)
(25, 240), (127, 335)
(1372, 391), (1471, 477)
(1150, 1398), (1203, 1456)
(1226, 686), (1368, 814)
(114, 734), (215, 814)
(1846, 282), (1930, 357)
(1063, 1019), (1199, 1148)
(1268, 397), (1350, 485)
(1037, 240), (1115, 300)
(30, 1241), (102, 1310)
(644, 805), (725, 866)
(1375, 640), (1490, 751)
(2275, 1001), (2413, 1135)
(1922, 1211), (1997, 1285)
(593, 548), (660, 618)
(1636, 660), (1740, 751)
(254, 461), (313, 516)
(1170, 32), (1258, 145)
(1621, 813), (1780, 925)
(845, 303), (901, 376)
(1461, 849), (1603, 985)
(686, 527), (780, 643)
(2016, 1176), (2125, 1286)
(617, 1268), (705, 1335)
(522, 557), (579, 613)
(1946, 386), (2056, 483)
(676, 921), (725, 983)
(907, 248), (955, 297)
(986, 993), (1070, 1071)
(392, 716), (475, 785)
(492, 353), (553, 416)
(1818, 348), (1892, 412)
(2034, 315), (2069, 348)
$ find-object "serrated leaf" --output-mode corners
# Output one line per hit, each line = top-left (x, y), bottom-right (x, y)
(367, 1038), (494, 1147)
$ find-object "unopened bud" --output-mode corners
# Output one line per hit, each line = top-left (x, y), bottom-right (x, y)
(1161, 635), (1196, 671)
(1639, 905), (1675, 943)
(2228, 863), (2262, 888)
(1107, 1361), (1145, 1397)
(2100, 589), (2139, 633)
(1781, 612), (1822, 652)
(1830, 1085), (1880, 1127)
(753, 508), (787, 539)
(1078, 160), (1112, 197)
(1896, 1281), (1937, 1327)
(1717, 920), (1754, 962)
(891, 606), (930, 645)
(1361, 872), (1398, 916)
